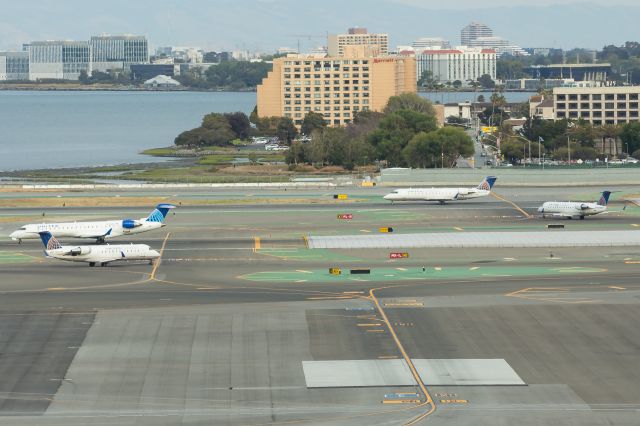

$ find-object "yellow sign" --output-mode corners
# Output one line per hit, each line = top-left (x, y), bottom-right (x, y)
(481, 126), (498, 134)
(361, 181), (375, 187)
(379, 227), (394, 233)
(337, 194), (348, 200)
(329, 268), (342, 275)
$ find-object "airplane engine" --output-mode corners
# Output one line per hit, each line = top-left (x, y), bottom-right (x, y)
(580, 204), (589, 210)
(68, 247), (91, 256)
(458, 188), (470, 195)
(122, 219), (143, 229)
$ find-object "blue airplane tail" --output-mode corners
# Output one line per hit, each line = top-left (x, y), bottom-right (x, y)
(597, 191), (612, 206)
(477, 176), (497, 191)
(38, 231), (62, 250)
(145, 204), (176, 223)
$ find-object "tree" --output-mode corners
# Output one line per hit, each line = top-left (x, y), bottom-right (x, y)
(276, 117), (298, 145)
(477, 94), (486, 103)
(201, 113), (236, 145)
(384, 93), (435, 116)
(204, 61), (271, 89)
(620, 121), (640, 156)
(79, 70), (89, 84)
(478, 74), (495, 90)
(223, 112), (251, 139)
(452, 80), (463, 89)
(301, 112), (327, 136)
(418, 70), (437, 89)
(402, 127), (474, 168)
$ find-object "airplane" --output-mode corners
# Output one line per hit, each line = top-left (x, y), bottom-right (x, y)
(537, 191), (612, 220)
(10, 204), (175, 244)
(38, 231), (160, 267)
(383, 176), (498, 205)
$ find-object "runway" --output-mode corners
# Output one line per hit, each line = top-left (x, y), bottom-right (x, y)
(0, 186), (639, 425)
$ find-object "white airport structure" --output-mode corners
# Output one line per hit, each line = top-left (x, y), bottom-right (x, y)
(0, 51), (29, 80)
(461, 22), (493, 46)
(90, 35), (149, 72)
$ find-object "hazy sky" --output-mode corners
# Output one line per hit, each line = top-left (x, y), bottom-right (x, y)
(1, 0), (638, 52)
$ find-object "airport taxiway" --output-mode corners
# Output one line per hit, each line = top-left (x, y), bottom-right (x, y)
(0, 186), (638, 425)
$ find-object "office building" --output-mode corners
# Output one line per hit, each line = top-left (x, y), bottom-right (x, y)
(553, 86), (640, 125)
(90, 35), (148, 72)
(416, 47), (496, 83)
(461, 22), (493, 46)
(328, 28), (389, 57)
(28, 41), (91, 80)
(130, 64), (179, 80)
(412, 37), (450, 50)
(468, 36), (528, 57)
(0, 51), (29, 80)
(257, 45), (416, 127)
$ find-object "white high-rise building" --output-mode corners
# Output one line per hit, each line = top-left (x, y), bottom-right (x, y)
(91, 35), (148, 72)
(461, 22), (493, 46)
(28, 41), (91, 80)
(469, 36), (529, 57)
(412, 37), (450, 51)
(416, 47), (497, 83)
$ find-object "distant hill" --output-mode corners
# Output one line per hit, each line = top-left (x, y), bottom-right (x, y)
(1, 0), (638, 51)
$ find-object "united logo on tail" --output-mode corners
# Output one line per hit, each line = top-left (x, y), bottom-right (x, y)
(597, 191), (612, 206)
(145, 204), (176, 223)
(38, 231), (62, 250)
(477, 176), (498, 191)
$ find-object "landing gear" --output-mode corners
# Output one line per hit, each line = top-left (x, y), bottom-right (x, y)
(89, 262), (96, 267)
(96, 237), (105, 244)
(18, 239), (22, 244)
(580, 215), (585, 220)
(438, 201), (445, 205)
(100, 262), (107, 267)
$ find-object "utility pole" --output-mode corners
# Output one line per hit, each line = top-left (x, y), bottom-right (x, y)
(567, 135), (571, 165)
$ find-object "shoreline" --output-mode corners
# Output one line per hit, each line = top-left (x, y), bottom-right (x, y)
(0, 84), (257, 93)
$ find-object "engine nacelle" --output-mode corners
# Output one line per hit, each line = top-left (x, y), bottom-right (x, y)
(458, 188), (470, 195)
(580, 204), (590, 210)
(68, 247), (91, 256)
(122, 219), (143, 229)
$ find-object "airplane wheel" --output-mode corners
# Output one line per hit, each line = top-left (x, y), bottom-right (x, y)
(580, 216), (585, 220)
(89, 262), (96, 267)
(568, 217), (573, 220)
(97, 237), (105, 244)
(18, 239), (22, 244)
(100, 262), (107, 267)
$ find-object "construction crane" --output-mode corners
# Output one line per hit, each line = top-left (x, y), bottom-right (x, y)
(285, 33), (328, 54)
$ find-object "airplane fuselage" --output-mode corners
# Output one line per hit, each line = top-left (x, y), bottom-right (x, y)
(11, 220), (163, 242)
(45, 244), (160, 266)
(538, 202), (606, 219)
(384, 187), (491, 203)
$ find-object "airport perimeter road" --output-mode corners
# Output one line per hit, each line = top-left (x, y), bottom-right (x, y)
(0, 188), (639, 425)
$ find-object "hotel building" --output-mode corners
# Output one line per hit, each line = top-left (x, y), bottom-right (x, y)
(257, 46), (416, 127)
(553, 86), (640, 125)
(328, 28), (389, 57)
(416, 47), (496, 83)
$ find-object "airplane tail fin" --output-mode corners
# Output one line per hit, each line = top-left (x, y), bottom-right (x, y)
(477, 176), (497, 191)
(38, 231), (62, 250)
(597, 191), (612, 206)
(145, 204), (176, 223)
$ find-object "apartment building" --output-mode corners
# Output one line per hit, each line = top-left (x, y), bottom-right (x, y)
(257, 46), (416, 127)
(327, 28), (389, 57)
(553, 86), (640, 125)
(416, 47), (496, 83)
(461, 22), (493, 46)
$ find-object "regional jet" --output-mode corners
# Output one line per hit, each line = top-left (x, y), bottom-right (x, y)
(383, 176), (498, 205)
(38, 231), (160, 267)
(537, 191), (611, 220)
(10, 204), (175, 243)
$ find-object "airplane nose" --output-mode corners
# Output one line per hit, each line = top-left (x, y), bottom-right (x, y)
(383, 194), (391, 200)
(151, 250), (161, 258)
(537, 207), (544, 213)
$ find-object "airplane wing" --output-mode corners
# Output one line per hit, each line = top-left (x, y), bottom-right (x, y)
(78, 228), (112, 239)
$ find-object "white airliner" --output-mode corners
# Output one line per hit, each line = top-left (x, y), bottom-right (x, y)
(538, 191), (612, 219)
(38, 231), (160, 267)
(383, 176), (498, 205)
(10, 204), (175, 243)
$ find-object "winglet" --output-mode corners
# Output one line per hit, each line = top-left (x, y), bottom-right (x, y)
(38, 231), (62, 250)
(597, 191), (612, 206)
(477, 176), (497, 191)
(145, 204), (176, 223)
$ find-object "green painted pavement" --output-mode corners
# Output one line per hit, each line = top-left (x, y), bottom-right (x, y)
(0, 251), (36, 264)
(257, 248), (362, 262)
(241, 265), (606, 283)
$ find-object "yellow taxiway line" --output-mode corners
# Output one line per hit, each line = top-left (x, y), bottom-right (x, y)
(491, 192), (532, 218)
(150, 232), (171, 280)
(369, 288), (435, 423)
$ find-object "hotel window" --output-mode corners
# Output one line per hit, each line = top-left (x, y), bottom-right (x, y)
(284, 113), (291, 117)
(606, 111), (614, 117)
(333, 100), (340, 104)
(617, 94), (627, 100)
(294, 107), (301, 111)
(569, 94), (578, 101)
(305, 88), (311, 92)
(569, 111), (578, 118)
(592, 102), (602, 109)
(605, 103), (614, 109)
(343, 73), (349, 78)
(580, 103), (589, 109)
(581, 111), (590, 118)
(334, 86), (340, 91)
(334, 107), (340, 111)
(557, 94), (566, 101)
(631, 111), (639, 117)
(580, 94), (590, 100)
(618, 111), (627, 117)
(304, 94), (311, 98)
(333, 80), (340, 85)
(334, 93), (340, 98)
(324, 107), (330, 112)
(284, 107), (291, 111)
(314, 107), (321, 112)
(617, 103), (626, 109)
(557, 111), (566, 118)
(295, 113), (301, 118)
(334, 119), (341, 125)
(314, 74), (320, 78)
(304, 107), (311, 111)
(568, 103), (578, 109)
(284, 100), (291, 105)
(294, 100), (301, 104)
(605, 94), (615, 100)
(284, 74), (291, 79)
(593, 111), (602, 117)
